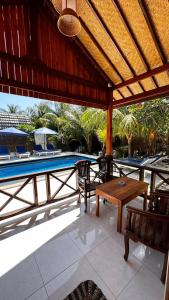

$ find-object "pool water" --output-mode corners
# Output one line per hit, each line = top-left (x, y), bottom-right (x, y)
(0, 155), (96, 180)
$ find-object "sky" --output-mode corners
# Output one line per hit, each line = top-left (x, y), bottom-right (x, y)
(0, 93), (51, 111)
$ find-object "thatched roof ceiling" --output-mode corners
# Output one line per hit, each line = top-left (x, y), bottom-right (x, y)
(0, 0), (169, 108)
(52, 0), (169, 107)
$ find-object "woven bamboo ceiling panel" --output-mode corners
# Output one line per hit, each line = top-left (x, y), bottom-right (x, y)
(52, 0), (169, 107)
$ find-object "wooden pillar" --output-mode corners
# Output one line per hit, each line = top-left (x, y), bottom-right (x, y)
(106, 89), (113, 155)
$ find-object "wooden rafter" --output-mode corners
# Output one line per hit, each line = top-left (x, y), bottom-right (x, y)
(0, 51), (107, 89)
(41, 0), (110, 86)
(138, 0), (167, 64)
(80, 17), (124, 84)
(87, 0), (146, 93)
(111, 0), (158, 89)
(74, 38), (114, 86)
(114, 62), (169, 89)
(1, 77), (108, 109)
(113, 85), (169, 108)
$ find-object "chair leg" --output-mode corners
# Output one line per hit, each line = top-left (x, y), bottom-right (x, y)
(77, 189), (81, 204)
(124, 234), (129, 261)
(161, 252), (168, 284)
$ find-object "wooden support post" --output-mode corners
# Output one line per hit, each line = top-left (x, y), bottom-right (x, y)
(139, 168), (145, 181)
(106, 89), (113, 155)
(150, 171), (156, 193)
(46, 173), (51, 203)
(33, 176), (38, 207)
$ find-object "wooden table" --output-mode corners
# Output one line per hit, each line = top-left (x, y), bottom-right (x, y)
(96, 177), (148, 233)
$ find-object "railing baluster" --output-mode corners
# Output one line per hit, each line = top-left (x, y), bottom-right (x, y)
(139, 168), (145, 181)
(150, 171), (156, 193)
(33, 176), (38, 207)
(46, 173), (51, 203)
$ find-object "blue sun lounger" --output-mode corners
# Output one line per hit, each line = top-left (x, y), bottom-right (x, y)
(0, 145), (11, 160)
(33, 144), (51, 156)
(16, 145), (30, 158)
(47, 144), (61, 154)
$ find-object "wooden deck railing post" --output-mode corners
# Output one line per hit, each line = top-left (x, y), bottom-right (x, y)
(139, 168), (145, 181)
(106, 89), (113, 156)
(46, 173), (51, 203)
(33, 176), (38, 207)
(150, 171), (156, 193)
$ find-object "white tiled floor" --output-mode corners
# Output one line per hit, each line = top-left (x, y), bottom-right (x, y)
(0, 197), (165, 300)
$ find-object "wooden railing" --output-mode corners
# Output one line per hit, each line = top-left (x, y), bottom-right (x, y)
(0, 166), (78, 221)
(114, 159), (169, 194)
(0, 159), (169, 221)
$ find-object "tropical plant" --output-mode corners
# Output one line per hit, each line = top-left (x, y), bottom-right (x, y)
(0, 104), (22, 113)
(115, 112), (139, 157)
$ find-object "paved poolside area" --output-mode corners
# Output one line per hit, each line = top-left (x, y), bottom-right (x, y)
(0, 196), (165, 300)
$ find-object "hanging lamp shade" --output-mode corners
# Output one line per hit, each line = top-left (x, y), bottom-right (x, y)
(57, 0), (81, 37)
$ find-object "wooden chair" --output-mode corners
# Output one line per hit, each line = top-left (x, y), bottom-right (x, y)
(96, 155), (124, 183)
(75, 160), (101, 213)
(124, 192), (169, 283)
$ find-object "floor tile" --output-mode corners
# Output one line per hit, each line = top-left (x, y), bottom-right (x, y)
(35, 233), (83, 284)
(26, 287), (48, 300)
(132, 245), (164, 278)
(45, 257), (115, 300)
(68, 222), (110, 254)
(87, 237), (142, 297)
(0, 255), (43, 300)
(117, 266), (164, 300)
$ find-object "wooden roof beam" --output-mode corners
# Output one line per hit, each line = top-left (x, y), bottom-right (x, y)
(1, 78), (108, 109)
(0, 0), (29, 4)
(113, 85), (169, 108)
(41, 0), (111, 87)
(73, 38), (113, 86)
(87, 0), (145, 93)
(114, 62), (169, 89)
(0, 51), (107, 90)
(138, 0), (167, 64)
(111, 0), (158, 90)
(79, 18), (124, 88)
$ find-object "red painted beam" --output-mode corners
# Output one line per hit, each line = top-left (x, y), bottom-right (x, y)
(113, 85), (169, 107)
(0, 77), (108, 109)
(0, 52), (107, 89)
(114, 63), (169, 90)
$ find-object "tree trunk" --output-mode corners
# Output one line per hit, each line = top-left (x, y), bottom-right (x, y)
(128, 138), (132, 157)
(86, 135), (92, 154)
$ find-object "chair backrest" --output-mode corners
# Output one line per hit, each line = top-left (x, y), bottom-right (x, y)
(47, 143), (54, 150)
(75, 160), (91, 182)
(16, 145), (26, 154)
(149, 192), (169, 215)
(34, 144), (43, 151)
(97, 156), (108, 173)
(0, 145), (10, 155)
(106, 154), (114, 175)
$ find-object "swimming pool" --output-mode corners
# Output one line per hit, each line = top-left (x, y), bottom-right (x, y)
(0, 155), (96, 180)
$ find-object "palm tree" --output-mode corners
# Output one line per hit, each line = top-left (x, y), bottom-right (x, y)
(27, 102), (52, 127)
(0, 104), (22, 113)
(116, 113), (139, 157)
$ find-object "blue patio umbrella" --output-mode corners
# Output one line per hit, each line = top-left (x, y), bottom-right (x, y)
(0, 127), (28, 136)
(32, 127), (57, 149)
(32, 127), (57, 135)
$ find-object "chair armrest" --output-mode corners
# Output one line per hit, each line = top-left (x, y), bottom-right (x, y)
(125, 206), (169, 250)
